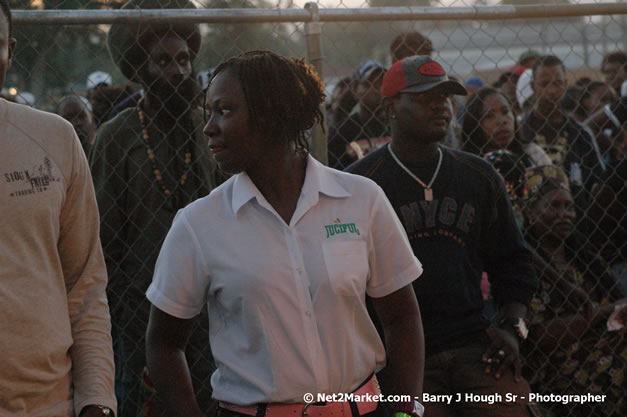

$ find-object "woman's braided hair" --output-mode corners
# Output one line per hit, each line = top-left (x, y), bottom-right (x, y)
(211, 50), (326, 152)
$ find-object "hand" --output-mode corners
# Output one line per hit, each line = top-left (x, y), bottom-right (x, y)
(482, 325), (522, 382)
(79, 405), (111, 417)
(608, 300), (627, 327)
(588, 303), (616, 328)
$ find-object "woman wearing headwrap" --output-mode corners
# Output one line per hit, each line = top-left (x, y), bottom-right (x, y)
(521, 165), (626, 417)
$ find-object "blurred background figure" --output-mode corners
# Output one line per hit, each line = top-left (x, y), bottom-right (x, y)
(86, 69), (137, 127)
(565, 81), (616, 124)
(518, 49), (541, 69)
(600, 51), (627, 97)
(586, 95), (627, 164)
(580, 81), (616, 121)
(521, 165), (626, 417)
(325, 76), (356, 130)
(561, 86), (584, 122)
(196, 68), (213, 92)
(56, 95), (96, 156)
(494, 64), (526, 115)
(586, 97), (626, 296)
(86, 70), (112, 90)
(516, 68), (534, 119)
(464, 76), (484, 96)
(390, 31), (433, 63)
(521, 55), (605, 226)
(575, 76), (592, 88)
(456, 76), (484, 125)
(88, 83), (136, 127)
(327, 60), (388, 169)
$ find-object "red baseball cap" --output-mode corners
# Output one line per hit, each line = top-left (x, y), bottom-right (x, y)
(381, 55), (467, 98)
(506, 63), (526, 77)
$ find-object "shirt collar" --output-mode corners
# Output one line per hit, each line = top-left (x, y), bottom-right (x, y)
(231, 154), (351, 216)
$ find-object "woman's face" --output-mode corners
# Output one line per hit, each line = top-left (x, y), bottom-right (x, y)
(529, 189), (576, 242)
(204, 69), (264, 175)
(480, 93), (515, 152)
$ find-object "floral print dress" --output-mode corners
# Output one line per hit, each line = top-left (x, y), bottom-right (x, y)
(524, 262), (626, 417)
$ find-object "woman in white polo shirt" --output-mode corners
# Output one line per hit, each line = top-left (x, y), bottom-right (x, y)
(145, 50), (425, 417)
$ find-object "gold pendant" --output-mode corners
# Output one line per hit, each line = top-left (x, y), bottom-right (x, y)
(424, 188), (433, 201)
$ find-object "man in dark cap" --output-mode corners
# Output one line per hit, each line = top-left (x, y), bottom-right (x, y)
(89, 0), (218, 415)
(347, 56), (538, 417)
(56, 95), (97, 156)
(327, 60), (389, 169)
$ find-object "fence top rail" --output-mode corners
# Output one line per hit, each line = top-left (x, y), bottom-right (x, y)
(12, 3), (627, 25)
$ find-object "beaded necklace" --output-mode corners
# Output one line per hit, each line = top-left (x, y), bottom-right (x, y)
(137, 104), (192, 198)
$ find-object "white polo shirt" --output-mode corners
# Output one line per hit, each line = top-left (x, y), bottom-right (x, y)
(146, 155), (422, 405)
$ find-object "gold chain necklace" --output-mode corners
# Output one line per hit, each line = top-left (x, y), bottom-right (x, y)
(137, 106), (192, 198)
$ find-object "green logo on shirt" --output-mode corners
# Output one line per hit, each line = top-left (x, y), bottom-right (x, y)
(325, 218), (360, 238)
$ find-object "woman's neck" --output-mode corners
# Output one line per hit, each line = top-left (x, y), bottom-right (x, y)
(539, 237), (567, 264)
(247, 148), (307, 224)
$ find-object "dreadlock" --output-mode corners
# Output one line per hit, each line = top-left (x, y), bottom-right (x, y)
(211, 50), (326, 153)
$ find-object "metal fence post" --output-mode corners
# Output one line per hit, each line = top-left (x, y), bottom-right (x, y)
(304, 2), (328, 166)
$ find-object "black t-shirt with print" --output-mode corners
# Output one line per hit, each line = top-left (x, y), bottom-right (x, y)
(346, 145), (537, 356)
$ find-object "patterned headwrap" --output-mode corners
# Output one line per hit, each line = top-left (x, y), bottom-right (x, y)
(485, 150), (527, 202)
(523, 165), (570, 208)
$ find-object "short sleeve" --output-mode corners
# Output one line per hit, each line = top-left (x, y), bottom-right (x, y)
(366, 186), (423, 298)
(146, 209), (209, 319)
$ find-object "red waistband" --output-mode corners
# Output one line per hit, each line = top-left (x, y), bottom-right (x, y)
(219, 374), (380, 417)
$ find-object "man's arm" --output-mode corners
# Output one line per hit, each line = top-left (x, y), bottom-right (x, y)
(371, 284), (424, 400)
(482, 168), (537, 382)
(146, 305), (204, 417)
(59, 127), (116, 416)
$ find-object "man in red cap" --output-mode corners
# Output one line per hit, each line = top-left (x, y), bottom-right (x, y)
(347, 55), (538, 417)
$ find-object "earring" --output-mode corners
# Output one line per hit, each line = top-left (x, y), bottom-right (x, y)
(391, 114), (397, 120)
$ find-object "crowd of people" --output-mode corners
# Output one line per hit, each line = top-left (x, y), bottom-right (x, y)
(1, 0), (626, 416)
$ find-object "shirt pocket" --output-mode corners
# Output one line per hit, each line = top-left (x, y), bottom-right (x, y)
(321, 240), (369, 296)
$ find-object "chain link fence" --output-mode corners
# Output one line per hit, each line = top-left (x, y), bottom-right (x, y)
(7, 1), (626, 417)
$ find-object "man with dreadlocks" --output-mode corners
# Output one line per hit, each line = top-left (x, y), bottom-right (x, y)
(145, 50), (426, 417)
(89, 0), (218, 415)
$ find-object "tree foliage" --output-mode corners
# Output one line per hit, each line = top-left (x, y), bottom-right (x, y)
(8, 0), (125, 104)
(195, 0), (303, 69)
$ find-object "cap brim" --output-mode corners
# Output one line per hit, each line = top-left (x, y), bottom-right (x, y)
(401, 80), (468, 96)
(361, 67), (386, 83)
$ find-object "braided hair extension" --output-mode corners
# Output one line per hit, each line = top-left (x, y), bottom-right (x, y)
(210, 50), (326, 153)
